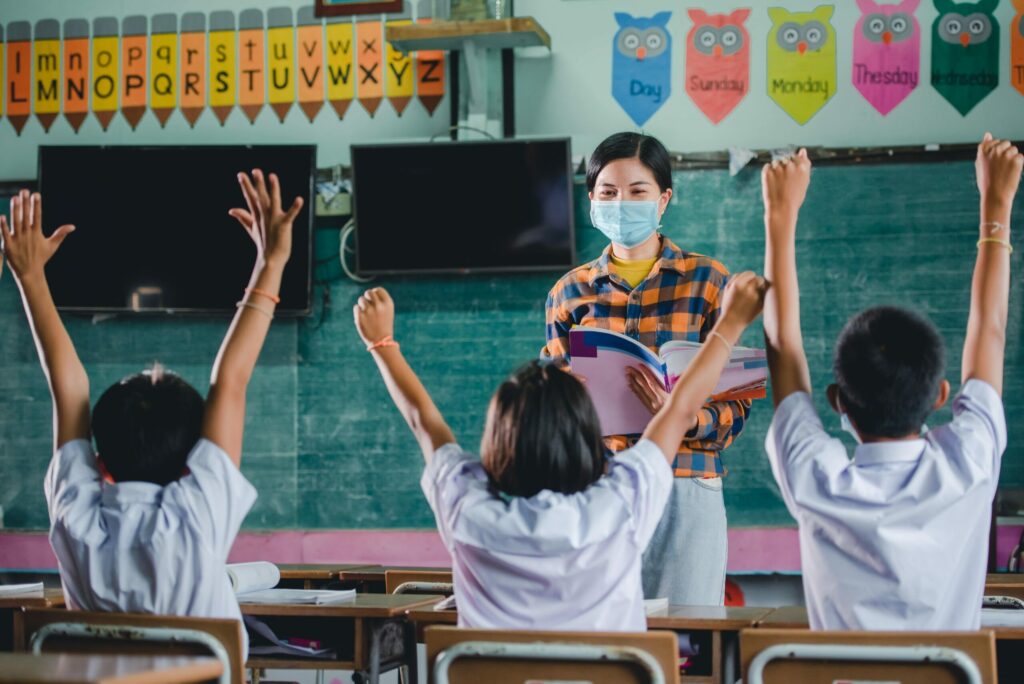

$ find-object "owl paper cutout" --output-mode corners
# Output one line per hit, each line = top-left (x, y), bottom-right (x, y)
(767, 6), (838, 125)
(685, 9), (751, 124)
(853, 0), (921, 115)
(1012, 0), (1024, 97)
(612, 12), (672, 127)
(931, 0), (1000, 115)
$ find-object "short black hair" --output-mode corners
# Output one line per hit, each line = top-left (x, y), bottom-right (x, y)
(586, 132), (673, 193)
(833, 306), (946, 438)
(481, 361), (605, 498)
(92, 367), (204, 486)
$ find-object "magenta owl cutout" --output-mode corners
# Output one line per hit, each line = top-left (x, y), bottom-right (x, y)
(852, 0), (921, 115)
(685, 9), (751, 124)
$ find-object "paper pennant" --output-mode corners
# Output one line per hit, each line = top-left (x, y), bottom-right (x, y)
(33, 20), (61, 132)
(611, 11), (672, 127)
(208, 11), (236, 126)
(91, 17), (119, 131)
(325, 17), (354, 118)
(62, 19), (89, 132)
(930, 0), (999, 116)
(1012, 0), (1024, 97)
(267, 7), (295, 123)
(852, 0), (921, 116)
(121, 15), (148, 129)
(238, 9), (265, 123)
(766, 6), (837, 125)
(415, 18), (445, 115)
(685, 9), (750, 125)
(180, 12), (207, 127)
(296, 6), (325, 122)
(386, 20), (413, 116)
(150, 14), (178, 127)
(7, 21), (31, 135)
(356, 20), (383, 117)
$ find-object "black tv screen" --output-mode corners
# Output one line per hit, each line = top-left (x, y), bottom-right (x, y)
(37, 145), (314, 315)
(352, 138), (575, 274)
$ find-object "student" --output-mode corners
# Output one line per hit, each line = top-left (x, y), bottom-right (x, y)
(761, 135), (1022, 630)
(0, 172), (303, 651)
(542, 132), (752, 605)
(353, 274), (765, 630)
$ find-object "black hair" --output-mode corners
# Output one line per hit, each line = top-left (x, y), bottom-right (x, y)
(833, 306), (946, 438)
(92, 367), (205, 486)
(480, 361), (605, 498)
(586, 132), (673, 193)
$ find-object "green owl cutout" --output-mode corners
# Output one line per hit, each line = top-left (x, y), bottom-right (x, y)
(767, 6), (838, 125)
(931, 0), (1000, 115)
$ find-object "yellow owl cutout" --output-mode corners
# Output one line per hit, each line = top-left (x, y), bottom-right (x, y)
(767, 5), (838, 124)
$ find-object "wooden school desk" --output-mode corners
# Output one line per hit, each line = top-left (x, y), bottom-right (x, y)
(275, 564), (379, 590)
(0, 652), (222, 684)
(337, 566), (451, 593)
(406, 603), (771, 684)
(0, 589), (65, 651)
(986, 572), (1024, 600)
(239, 593), (442, 684)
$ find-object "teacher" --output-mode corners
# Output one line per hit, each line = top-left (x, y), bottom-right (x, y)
(542, 132), (750, 606)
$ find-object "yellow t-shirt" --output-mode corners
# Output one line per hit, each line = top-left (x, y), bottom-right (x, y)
(609, 254), (658, 289)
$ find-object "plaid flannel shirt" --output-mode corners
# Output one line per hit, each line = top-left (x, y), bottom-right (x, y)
(542, 236), (750, 478)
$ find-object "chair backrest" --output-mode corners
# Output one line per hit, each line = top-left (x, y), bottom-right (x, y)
(425, 625), (680, 684)
(740, 628), (997, 684)
(17, 608), (245, 684)
(385, 570), (454, 596)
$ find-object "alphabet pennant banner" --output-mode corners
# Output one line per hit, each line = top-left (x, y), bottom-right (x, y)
(63, 19), (89, 132)
(297, 6), (324, 122)
(685, 9), (750, 124)
(766, 5), (838, 125)
(930, 0), (999, 116)
(1012, 0), (1024, 97)
(33, 20), (60, 132)
(209, 11), (236, 126)
(121, 15), (147, 129)
(180, 13), (207, 127)
(611, 11), (672, 127)
(7, 21), (31, 134)
(852, 0), (921, 115)
(267, 7), (295, 122)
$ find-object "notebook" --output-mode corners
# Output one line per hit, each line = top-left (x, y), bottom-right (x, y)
(228, 562), (356, 605)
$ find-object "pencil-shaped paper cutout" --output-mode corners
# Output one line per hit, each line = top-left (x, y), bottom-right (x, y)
(150, 14), (177, 127)
(239, 9), (265, 124)
(33, 20), (61, 133)
(180, 12), (206, 127)
(296, 6), (324, 122)
(63, 19), (89, 132)
(267, 7), (295, 122)
(120, 15), (147, 129)
(0, 26), (4, 125)
(7, 22), (31, 135)
(91, 17), (119, 130)
(356, 20), (383, 116)
(325, 16), (354, 118)
(415, 18), (445, 115)
(208, 11), (236, 125)
(385, 20), (413, 115)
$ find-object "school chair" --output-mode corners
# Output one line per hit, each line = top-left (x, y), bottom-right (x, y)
(424, 625), (680, 684)
(740, 628), (997, 684)
(385, 569), (454, 597)
(16, 608), (245, 684)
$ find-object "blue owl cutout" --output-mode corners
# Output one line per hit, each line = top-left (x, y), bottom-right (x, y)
(612, 12), (673, 126)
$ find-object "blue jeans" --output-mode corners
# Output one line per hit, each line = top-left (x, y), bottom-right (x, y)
(642, 476), (728, 605)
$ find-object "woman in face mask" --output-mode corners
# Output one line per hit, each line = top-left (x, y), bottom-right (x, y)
(542, 132), (751, 607)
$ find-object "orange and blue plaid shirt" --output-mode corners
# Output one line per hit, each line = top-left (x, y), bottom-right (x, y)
(542, 236), (750, 478)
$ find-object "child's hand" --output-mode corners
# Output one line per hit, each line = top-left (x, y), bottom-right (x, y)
(720, 271), (767, 329)
(353, 287), (395, 347)
(228, 169), (303, 270)
(976, 133), (1023, 215)
(762, 149), (812, 224)
(0, 190), (75, 285)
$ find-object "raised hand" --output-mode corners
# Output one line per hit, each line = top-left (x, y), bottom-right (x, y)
(353, 287), (395, 348)
(762, 149), (812, 230)
(0, 190), (75, 285)
(976, 133), (1023, 220)
(720, 271), (768, 329)
(228, 169), (303, 270)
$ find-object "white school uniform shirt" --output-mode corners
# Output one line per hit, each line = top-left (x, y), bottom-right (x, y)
(765, 379), (1006, 631)
(421, 439), (672, 631)
(45, 438), (257, 654)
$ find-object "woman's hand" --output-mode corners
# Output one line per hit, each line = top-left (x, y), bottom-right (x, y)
(228, 169), (303, 271)
(627, 364), (668, 415)
(353, 287), (395, 347)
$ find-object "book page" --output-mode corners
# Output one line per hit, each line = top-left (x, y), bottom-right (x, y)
(227, 562), (281, 595)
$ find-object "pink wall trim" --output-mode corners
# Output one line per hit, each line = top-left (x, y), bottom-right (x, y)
(2, 525), (1020, 573)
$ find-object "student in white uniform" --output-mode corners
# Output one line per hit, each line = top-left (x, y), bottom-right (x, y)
(1, 171), (304, 654)
(352, 275), (766, 631)
(760, 136), (1023, 631)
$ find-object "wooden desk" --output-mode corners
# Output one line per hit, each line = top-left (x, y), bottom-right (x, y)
(0, 589), (65, 652)
(0, 652), (222, 684)
(985, 572), (1024, 600)
(754, 605), (809, 629)
(275, 564), (378, 589)
(407, 604), (770, 684)
(337, 566), (451, 593)
(240, 593), (442, 684)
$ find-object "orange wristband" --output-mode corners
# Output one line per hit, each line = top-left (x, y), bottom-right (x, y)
(246, 287), (281, 304)
(366, 335), (399, 352)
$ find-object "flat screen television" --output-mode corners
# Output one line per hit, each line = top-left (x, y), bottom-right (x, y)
(37, 145), (315, 315)
(351, 138), (575, 275)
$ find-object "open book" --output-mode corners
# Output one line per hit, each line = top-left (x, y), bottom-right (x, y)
(569, 328), (767, 436)
(228, 562), (355, 605)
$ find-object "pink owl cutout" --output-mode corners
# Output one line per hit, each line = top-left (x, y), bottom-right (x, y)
(685, 8), (751, 124)
(852, 0), (922, 115)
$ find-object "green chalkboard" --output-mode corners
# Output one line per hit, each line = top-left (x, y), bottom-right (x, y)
(0, 157), (1020, 530)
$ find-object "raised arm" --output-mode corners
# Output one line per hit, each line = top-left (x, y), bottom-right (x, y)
(202, 170), (303, 465)
(1, 191), (86, 450)
(353, 288), (456, 461)
(642, 272), (766, 461)
(761, 150), (814, 407)
(962, 134), (1023, 396)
